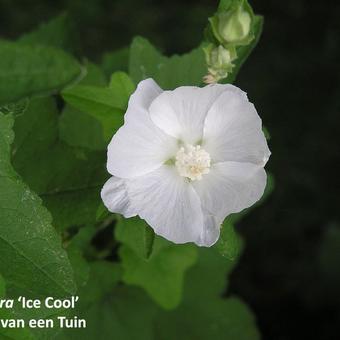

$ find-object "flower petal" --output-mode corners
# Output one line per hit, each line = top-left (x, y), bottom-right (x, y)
(126, 165), (204, 244)
(196, 212), (221, 247)
(101, 176), (136, 218)
(192, 162), (267, 224)
(124, 78), (162, 124)
(107, 79), (178, 178)
(149, 84), (240, 144)
(203, 89), (270, 165)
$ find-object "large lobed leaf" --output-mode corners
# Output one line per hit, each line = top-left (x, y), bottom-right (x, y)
(155, 247), (260, 340)
(119, 241), (197, 309)
(0, 112), (76, 298)
(12, 97), (108, 231)
(0, 41), (82, 105)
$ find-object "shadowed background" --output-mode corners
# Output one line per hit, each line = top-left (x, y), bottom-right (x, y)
(1, 0), (339, 339)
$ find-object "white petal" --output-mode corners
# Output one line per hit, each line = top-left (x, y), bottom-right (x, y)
(149, 84), (241, 144)
(203, 89), (270, 165)
(124, 78), (162, 124)
(196, 212), (221, 247)
(192, 162), (267, 224)
(101, 177), (136, 218)
(107, 79), (178, 178)
(126, 165), (204, 244)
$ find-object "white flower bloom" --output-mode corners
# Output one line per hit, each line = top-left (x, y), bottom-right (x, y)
(101, 79), (270, 247)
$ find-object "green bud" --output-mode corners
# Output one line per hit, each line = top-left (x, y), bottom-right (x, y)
(203, 44), (236, 83)
(209, 0), (254, 46)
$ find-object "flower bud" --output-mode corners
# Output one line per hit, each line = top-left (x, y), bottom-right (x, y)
(203, 44), (236, 83)
(209, 0), (254, 46)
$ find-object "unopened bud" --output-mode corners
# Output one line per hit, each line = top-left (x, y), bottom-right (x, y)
(203, 44), (236, 83)
(209, 0), (253, 46)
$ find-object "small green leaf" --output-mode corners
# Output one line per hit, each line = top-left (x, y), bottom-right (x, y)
(214, 221), (244, 260)
(116, 217), (155, 259)
(0, 40), (82, 105)
(129, 37), (206, 89)
(0, 112), (76, 298)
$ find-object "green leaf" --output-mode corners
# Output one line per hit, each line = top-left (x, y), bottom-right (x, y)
(224, 15), (263, 83)
(62, 72), (134, 141)
(0, 98), (29, 117)
(0, 277), (36, 340)
(67, 246), (90, 290)
(0, 112), (76, 298)
(0, 40), (82, 105)
(0, 274), (5, 298)
(59, 105), (107, 150)
(0, 309), (35, 340)
(109, 71), (136, 107)
(11, 302), (69, 340)
(80, 61), (107, 86)
(156, 247), (260, 339)
(17, 13), (75, 52)
(62, 84), (124, 141)
(57, 262), (157, 340)
(156, 296), (260, 340)
(184, 247), (237, 301)
(119, 239), (198, 309)
(62, 85), (124, 113)
(129, 37), (206, 89)
(115, 217), (155, 259)
(59, 61), (108, 151)
(214, 221), (244, 260)
(58, 286), (156, 340)
(101, 47), (129, 77)
(77, 261), (122, 305)
(12, 97), (108, 231)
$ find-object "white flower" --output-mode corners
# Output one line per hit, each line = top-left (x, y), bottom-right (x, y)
(101, 79), (270, 247)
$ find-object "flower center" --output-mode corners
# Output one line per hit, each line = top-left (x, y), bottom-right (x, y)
(175, 144), (211, 181)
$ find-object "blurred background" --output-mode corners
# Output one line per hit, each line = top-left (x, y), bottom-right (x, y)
(1, 0), (339, 339)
